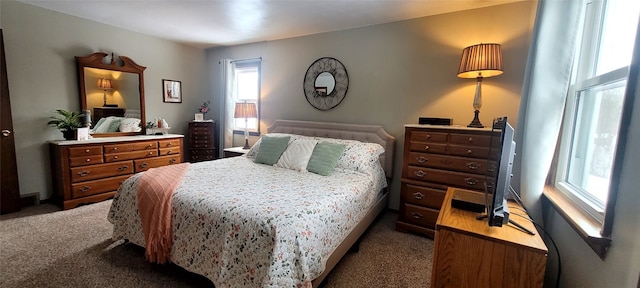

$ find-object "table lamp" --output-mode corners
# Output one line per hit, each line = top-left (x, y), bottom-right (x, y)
(97, 78), (114, 107)
(457, 43), (503, 128)
(234, 102), (258, 149)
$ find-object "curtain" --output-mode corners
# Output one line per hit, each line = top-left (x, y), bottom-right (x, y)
(511, 0), (584, 223)
(219, 59), (237, 155)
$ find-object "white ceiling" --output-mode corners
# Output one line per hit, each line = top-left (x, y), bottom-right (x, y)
(18, 0), (523, 48)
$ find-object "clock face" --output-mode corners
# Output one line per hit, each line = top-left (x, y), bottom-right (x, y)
(303, 57), (349, 111)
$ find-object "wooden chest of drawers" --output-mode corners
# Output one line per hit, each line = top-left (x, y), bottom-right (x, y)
(396, 125), (499, 238)
(188, 121), (217, 162)
(49, 135), (183, 210)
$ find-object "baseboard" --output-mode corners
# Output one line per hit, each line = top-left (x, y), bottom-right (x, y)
(20, 192), (41, 207)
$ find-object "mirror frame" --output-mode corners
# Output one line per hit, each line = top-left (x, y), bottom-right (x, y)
(76, 52), (147, 137)
(303, 57), (349, 111)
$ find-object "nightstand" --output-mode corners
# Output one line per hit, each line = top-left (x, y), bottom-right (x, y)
(223, 146), (249, 158)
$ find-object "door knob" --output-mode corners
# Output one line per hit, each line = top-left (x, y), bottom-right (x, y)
(2, 130), (11, 137)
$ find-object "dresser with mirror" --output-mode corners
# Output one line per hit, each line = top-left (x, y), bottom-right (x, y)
(49, 53), (183, 210)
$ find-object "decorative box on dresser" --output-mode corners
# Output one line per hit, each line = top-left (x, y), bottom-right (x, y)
(49, 134), (183, 210)
(188, 120), (217, 162)
(396, 124), (499, 238)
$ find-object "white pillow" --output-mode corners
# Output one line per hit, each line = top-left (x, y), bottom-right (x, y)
(275, 138), (318, 172)
(119, 118), (141, 132)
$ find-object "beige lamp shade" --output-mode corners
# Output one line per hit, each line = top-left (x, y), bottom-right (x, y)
(234, 102), (257, 119)
(97, 78), (113, 89)
(457, 43), (503, 79)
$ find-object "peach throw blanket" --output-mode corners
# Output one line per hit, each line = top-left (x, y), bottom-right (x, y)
(136, 163), (189, 264)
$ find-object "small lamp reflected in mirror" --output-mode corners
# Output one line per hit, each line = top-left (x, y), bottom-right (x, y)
(234, 102), (258, 149)
(97, 78), (116, 107)
(457, 43), (503, 128)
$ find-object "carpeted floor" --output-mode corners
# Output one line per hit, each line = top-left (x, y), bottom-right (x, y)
(0, 200), (433, 288)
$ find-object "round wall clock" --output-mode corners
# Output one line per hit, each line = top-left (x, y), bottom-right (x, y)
(303, 57), (349, 111)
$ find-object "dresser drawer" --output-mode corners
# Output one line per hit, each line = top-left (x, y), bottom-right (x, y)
(104, 141), (157, 154)
(69, 155), (104, 167)
(406, 166), (486, 191)
(69, 146), (102, 157)
(449, 133), (493, 146)
(159, 147), (181, 156)
(409, 131), (448, 143)
(70, 161), (134, 183)
(159, 139), (181, 149)
(408, 142), (447, 154)
(190, 122), (213, 128)
(105, 150), (158, 162)
(402, 183), (446, 209)
(135, 155), (181, 172)
(448, 145), (491, 159)
(407, 152), (491, 174)
(71, 175), (131, 198)
(402, 203), (440, 228)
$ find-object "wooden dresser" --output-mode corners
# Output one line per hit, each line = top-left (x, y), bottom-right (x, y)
(188, 121), (217, 162)
(396, 124), (498, 238)
(49, 134), (183, 210)
(432, 187), (547, 288)
(92, 107), (125, 125)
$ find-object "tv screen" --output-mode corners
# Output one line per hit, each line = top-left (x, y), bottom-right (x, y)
(486, 117), (516, 227)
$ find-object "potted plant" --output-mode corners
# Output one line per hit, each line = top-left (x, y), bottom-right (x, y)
(47, 109), (85, 140)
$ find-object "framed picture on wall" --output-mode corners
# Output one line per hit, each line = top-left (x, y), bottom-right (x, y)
(162, 79), (182, 103)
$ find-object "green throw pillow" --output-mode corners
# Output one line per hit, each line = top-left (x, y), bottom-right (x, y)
(306, 142), (347, 176)
(254, 136), (291, 165)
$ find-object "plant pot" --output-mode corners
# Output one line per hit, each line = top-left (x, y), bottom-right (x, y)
(62, 129), (76, 140)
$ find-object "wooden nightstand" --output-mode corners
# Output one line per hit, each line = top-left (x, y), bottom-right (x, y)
(223, 146), (249, 158)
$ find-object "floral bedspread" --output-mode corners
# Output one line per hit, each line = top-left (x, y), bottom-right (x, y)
(107, 156), (386, 288)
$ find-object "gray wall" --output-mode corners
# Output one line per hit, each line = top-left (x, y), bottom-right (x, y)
(206, 1), (537, 209)
(0, 0), (208, 200)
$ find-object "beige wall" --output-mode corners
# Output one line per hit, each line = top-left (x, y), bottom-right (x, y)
(207, 1), (538, 209)
(0, 0), (208, 200)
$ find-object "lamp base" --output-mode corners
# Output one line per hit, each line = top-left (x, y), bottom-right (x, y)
(467, 110), (484, 128)
(242, 138), (251, 150)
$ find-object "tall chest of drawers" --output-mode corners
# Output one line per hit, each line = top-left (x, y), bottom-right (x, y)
(396, 125), (499, 238)
(49, 135), (184, 210)
(188, 121), (217, 162)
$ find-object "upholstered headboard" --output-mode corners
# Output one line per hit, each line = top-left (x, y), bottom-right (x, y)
(267, 120), (396, 178)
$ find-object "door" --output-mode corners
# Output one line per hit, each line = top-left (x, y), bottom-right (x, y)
(0, 29), (21, 214)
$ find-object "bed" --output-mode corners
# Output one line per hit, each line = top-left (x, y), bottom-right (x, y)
(107, 120), (395, 287)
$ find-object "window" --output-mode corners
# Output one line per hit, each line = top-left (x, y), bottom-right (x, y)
(555, 1), (639, 225)
(232, 61), (261, 134)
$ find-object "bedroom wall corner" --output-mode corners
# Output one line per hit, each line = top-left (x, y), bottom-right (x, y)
(205, 1), (538, 210)
(1, 0), (208, 201)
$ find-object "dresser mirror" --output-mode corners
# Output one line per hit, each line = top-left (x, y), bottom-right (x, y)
(76, 52), (147, 137)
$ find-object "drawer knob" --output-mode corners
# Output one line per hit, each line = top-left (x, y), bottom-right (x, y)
(140, 163), (148, 168)
(411, 212), (423, 219)
(114, 155), (118, 159)
(167, 143), (172, 147)
(468, 137), (473, 142)
(79, 186), (90, 192)
(113, 147), (118, 151)
(148, 152), (154, 155)
(118, 165), (128, 171)
(417, 156), (427, 163)
(414, 170), (426, 177)
(412, 192), (425, 200)
(168, 150), (173, 154)
(169, 159), (176, 164)
(424, 145), (430, 150)
(147, 144), (153, 148)
(85, 158), (91, 162)
(467, 149), (473, 155)
(466, 162), (480, 170)
(77, 171), (89, 177)
(465, 177), (479, 185)
(85, 149), (90, 153)
(425, 134), (431, 139)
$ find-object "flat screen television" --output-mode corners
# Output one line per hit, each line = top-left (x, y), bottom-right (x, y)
(485, 117), (516, 227)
